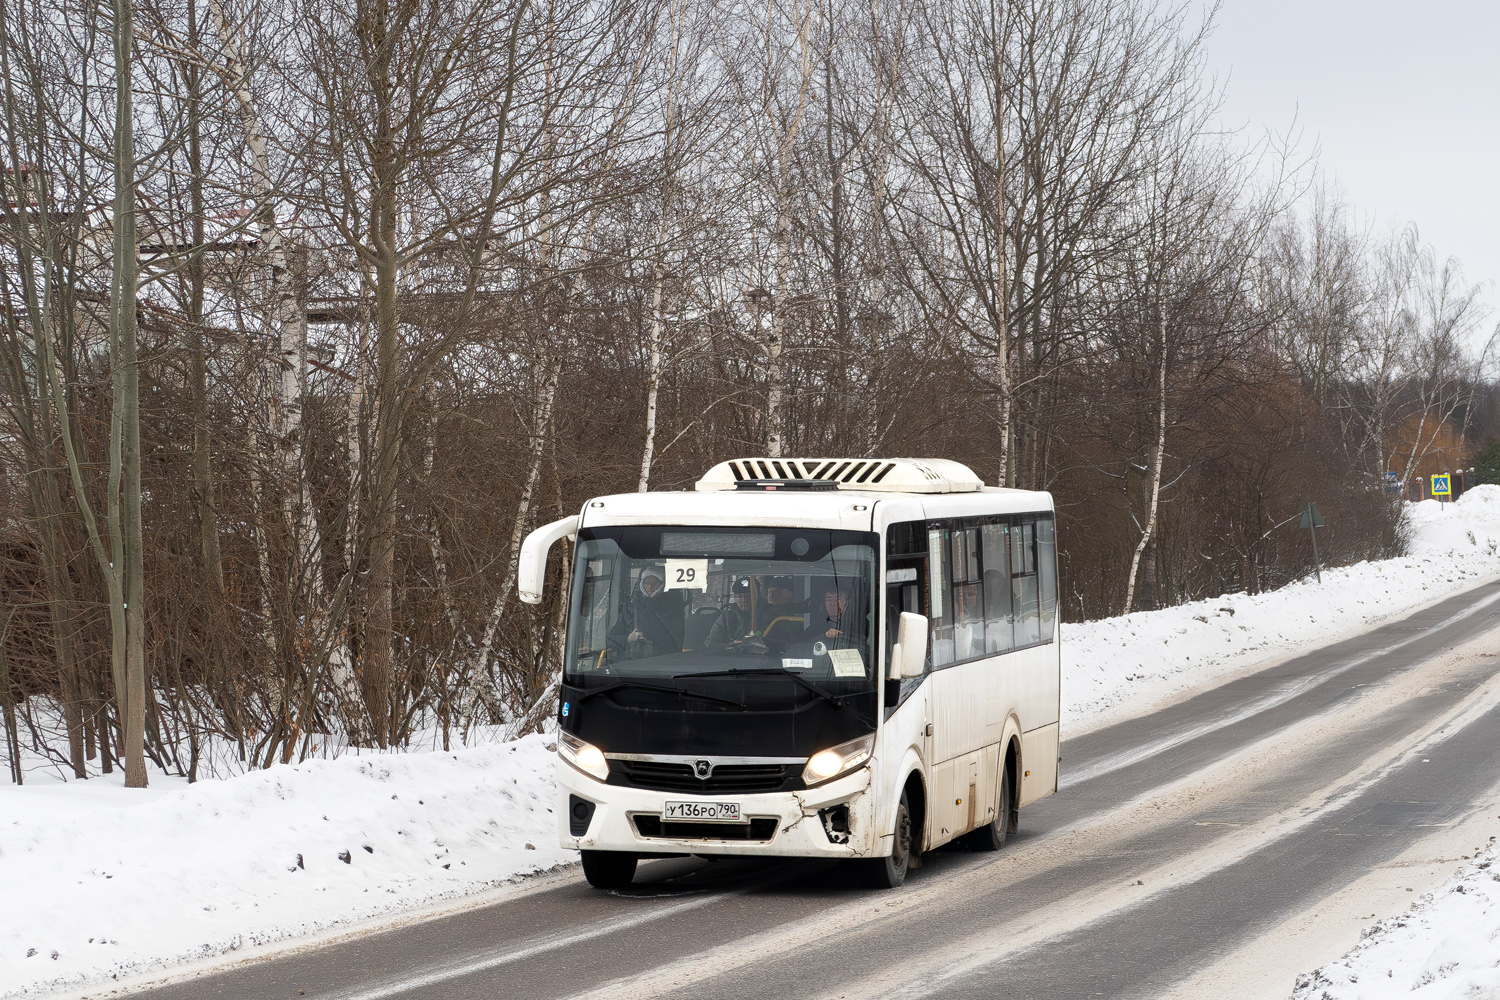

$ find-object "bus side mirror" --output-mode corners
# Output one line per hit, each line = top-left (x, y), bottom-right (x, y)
(889, 612), (928, 680)
(518, 515), (579, 604)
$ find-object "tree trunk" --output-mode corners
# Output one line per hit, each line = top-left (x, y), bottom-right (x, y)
(473, 357), (561, 720)
(185, 0), (228, 728)
(1, 609), (21, 783)
(635, 1), (689, 492)
(636, 263), (668, 491)
(424, 414), (462, 639)
(111, 0), (147, 787)
(324, 292), (373, 743)
(764, 294), (785, 458)
(361, 0), (402, 748)
(206, 0), (319, 572)
(763, 0), (815, 459)
(36, 503), (86, 778)
(1124, 314), (1169, 614)
(364, 227), (400, 748)
(990, 0), (1011, 488)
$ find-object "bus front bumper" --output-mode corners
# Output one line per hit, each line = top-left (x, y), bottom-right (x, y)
(556, 761), (879, 858)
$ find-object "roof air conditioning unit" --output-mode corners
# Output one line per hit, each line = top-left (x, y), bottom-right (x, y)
(695, 458), (984, 494)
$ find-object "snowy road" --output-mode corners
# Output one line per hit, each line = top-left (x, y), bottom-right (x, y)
(115, 580), (1500, 1000)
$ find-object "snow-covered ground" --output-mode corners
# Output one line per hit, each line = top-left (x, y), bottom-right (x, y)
(1064, 488), (1500, 734)
(4, 487), (1500, 997)
(1289, 840), (1500, 1000)
(0, 737), (570, 996)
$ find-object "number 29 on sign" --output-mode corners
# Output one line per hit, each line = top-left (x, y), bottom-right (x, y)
(664, 558), (708, 590)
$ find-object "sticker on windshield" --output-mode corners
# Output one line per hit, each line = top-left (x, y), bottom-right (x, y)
(663, 558), (708, 590)
(782, 657), (813, 671)
(828, 648), (865, 678)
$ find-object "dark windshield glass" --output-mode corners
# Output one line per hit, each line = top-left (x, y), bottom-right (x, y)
(565, 526), (879, 698)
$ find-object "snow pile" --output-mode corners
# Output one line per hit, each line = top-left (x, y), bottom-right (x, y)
(0, 734), (568, 996)
(1289, 841), (1500, 1000)
(1062, 487), (1500, 732)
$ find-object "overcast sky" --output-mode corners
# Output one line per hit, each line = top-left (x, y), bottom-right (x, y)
(1193, 0), (1500, 318)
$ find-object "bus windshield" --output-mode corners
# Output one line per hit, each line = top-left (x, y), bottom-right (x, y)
(564, 526), (879, 697)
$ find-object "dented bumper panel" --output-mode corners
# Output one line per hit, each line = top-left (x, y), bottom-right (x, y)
(557, 760), (876, 858)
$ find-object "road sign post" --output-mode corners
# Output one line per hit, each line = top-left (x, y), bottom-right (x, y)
(1300, 502), (1325, 583)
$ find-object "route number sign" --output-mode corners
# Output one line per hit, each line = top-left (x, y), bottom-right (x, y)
(664, 558), (708, 590)
(1431, 474), (1452, 498)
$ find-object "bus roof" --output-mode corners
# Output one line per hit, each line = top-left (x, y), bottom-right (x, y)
(577, 484), (1053, 533)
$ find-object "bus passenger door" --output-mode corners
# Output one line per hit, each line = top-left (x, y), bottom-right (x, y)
(884, 560), (933, 818)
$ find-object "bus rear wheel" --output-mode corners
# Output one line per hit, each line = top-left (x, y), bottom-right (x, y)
(962, 761), (1013, 852)
(581, 850), (637, 889)
(858, 789), (913, 889)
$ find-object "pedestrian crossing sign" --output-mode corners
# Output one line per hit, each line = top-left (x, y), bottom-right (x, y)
(1431, 474), (1452, 497)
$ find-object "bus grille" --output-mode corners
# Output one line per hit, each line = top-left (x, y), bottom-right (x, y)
(633, 815), (779, 841)
(610, 760), (796, 794)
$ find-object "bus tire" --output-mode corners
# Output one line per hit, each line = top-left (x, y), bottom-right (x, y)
(962, 759), (1012, 852)
(581, 850), (637, 889)
(858, 789), (913, 889)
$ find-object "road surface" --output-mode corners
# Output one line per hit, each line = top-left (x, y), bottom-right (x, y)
(120, 580), (1500, 1000)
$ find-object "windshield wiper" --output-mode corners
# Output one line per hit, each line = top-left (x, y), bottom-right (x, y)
(673, 668), (845, 708)
(574, 679), (745, 709)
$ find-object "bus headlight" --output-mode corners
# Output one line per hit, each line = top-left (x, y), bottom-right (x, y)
(802, 733), (875, 786)
(559, 732), (610, 782)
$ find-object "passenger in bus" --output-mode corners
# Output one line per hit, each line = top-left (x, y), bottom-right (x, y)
(953, 583), (985, 661)
(705, 578), (757, 651)
(766, 577), (808, 612)
(607, 567), (685, 659)
(758, 576), (808, 645)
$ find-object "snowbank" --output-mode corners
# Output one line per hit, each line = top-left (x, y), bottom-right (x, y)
(4, 489), (1500, 997)
(1289, 840), (1500, 1000)
(0, 735), (569, 996)
(1064, 487), (1500, 733)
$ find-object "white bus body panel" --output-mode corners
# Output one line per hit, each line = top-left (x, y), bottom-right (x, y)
(1021, 722), (1060, 806)
(890, 492), (1060, 851)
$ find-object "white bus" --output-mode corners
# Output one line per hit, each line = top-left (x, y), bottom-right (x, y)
(519, 457), (1060, 889)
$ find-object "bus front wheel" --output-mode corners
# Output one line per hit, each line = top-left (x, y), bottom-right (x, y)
(581, 850), (637, 889)
(858, 789), (913, 889)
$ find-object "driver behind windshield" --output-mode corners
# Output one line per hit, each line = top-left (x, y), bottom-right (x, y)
(705, 577), (755, 651)
(806, 582), (865, 644)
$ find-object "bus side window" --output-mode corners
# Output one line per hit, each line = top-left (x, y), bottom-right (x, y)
(884, 520), (930, 677)
(884, 578), (922, 664)
(1037, 516), (1058, 641)
(950, 526), (983, 661)
(928, 528), (954, 666)
(1012, 519), (1041, 645)
(981, 522), (1013, 654)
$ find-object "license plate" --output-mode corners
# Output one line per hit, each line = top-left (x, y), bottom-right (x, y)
(663, 800), (744, 823)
